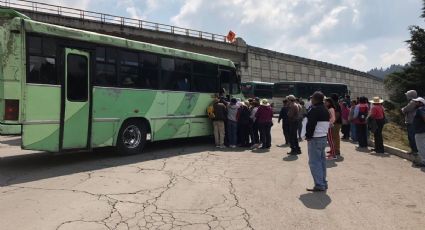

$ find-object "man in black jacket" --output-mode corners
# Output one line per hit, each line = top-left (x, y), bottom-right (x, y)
(305, 91), (330, 192)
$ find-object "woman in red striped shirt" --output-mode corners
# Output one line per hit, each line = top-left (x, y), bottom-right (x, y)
(369, 97), (386, 153)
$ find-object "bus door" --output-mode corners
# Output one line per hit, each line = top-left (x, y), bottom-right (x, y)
(60, 48), (91, 150)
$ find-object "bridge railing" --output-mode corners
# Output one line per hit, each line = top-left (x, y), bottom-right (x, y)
(0, 0), (228, 43)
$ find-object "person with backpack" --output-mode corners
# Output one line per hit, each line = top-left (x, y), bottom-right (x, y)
(210, 97), (227, 148)
(353, 96), (369, 149)
(368, 97), (386, 153)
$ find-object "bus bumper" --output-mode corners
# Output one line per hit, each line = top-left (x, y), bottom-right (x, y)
(0, 123), (22, 135)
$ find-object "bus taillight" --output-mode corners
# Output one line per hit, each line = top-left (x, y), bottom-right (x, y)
(4, 99), (19, 120)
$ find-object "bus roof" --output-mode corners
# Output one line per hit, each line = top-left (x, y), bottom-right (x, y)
(274, 81), (347, 86)
(2, 9), (235, 68)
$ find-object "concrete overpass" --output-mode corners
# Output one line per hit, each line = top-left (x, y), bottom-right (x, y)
(0, 0), (386, 99)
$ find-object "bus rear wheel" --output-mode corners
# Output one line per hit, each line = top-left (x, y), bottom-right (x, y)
(117, 120), (147, 155)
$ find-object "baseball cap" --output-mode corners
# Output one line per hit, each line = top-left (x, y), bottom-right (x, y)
(412, 97), (425, 105)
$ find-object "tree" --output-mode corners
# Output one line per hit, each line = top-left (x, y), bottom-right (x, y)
(384, 0), (425, 103)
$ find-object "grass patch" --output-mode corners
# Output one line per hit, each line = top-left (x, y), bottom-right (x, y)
(381, 122), (410, 151)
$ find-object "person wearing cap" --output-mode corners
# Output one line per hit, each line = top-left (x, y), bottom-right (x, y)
(412, 97), (425, 167)
(305, 91), (330, 192)
(256, 99), (274, 149)
(227, 98), (240, 148)
(402, 90), (419, 154)
(287, 95), (302, 155)
(368, 97), (386, 153)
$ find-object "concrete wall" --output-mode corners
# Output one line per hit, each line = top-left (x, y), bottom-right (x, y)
(241, 47), (385, 99)
(19, 9), (385, 99)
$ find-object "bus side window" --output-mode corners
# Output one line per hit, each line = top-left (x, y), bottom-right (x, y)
(219, 70), (230, 95)
(219, 69), (239, 95)
(192, 62), (218, 93)
(27, 35), (58, 85)
(140, 52), (159, 89)
(94, 47), (117, 87)
(160, 57), (192, 91)
(119, 50), (139, 88)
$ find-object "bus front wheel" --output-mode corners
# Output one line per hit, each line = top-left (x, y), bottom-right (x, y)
(116, 120), (147, 155)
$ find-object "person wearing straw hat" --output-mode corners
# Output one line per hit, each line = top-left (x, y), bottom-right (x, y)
(256, 99), (274, 149)
(368, 96), (386, 153)
(412, 97), (425, 167)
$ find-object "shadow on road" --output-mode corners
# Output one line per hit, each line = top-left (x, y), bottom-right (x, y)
(282, 155), (298, 161)
(326, 160), (337, 168)
(369, 152), (390, 158)
(0, 136), (214, 186)
(299, 192), (332, 210)
(0, 137), (21, 146)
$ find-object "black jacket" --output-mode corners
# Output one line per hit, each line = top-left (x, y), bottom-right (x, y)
(306, 102), (330, 139)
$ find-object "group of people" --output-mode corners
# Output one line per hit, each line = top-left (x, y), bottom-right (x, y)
(210, 97), (274, 150)
(208, 89), (425, 192)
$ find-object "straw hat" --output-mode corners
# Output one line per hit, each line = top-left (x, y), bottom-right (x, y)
(370, 96), (384, 104)
(261, 99), (270, 106)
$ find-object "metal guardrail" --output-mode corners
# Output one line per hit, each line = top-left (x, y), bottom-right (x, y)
(0, 0), (229, 43)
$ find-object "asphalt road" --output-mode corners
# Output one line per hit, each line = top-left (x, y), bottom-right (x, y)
(1, 120), (425, 230)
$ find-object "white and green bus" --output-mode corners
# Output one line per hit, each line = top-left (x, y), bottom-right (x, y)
(272, 81), (349, 109)
(0, 9), (241, 155)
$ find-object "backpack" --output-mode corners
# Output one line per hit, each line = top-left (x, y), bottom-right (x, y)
(207, 105), (215, 119)
(357, 105), (368, 123)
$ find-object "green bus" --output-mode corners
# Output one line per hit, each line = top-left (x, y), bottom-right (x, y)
(0, 9), (241, 155)
(241, 81), (274, 99)
(272, 81), (349, 109)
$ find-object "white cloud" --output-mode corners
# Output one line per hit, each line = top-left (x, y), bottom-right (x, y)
(126, 6), (144, 20)
(379, 47), (411, 68)
(171, 0), (203, 27)
(310, 6), (347, 38)
(350, 53), (368, 70)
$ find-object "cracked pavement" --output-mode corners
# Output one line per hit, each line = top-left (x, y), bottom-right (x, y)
(1, 121), (425, 230)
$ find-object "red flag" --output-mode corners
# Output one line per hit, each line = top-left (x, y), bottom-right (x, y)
(226, 30), (236, 43)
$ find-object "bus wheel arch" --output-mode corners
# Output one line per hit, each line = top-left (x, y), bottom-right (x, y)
(116, 117), (151, 155)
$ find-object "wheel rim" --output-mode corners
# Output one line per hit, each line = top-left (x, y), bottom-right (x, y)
(122, 125), (142, 149)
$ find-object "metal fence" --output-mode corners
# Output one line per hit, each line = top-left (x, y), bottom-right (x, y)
(0, 0), (228, 43)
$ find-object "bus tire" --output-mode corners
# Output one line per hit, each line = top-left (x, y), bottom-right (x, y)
(116, 120), (147, 155)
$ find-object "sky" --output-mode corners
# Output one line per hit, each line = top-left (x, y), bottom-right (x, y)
(43, 0), (424, 72)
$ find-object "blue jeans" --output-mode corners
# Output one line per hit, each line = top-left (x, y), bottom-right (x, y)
(407, 124), (418, 152)
(307, 137), (328, 189)
(350, 123), (357, 141)
(227, 120), (238, 146)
